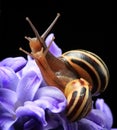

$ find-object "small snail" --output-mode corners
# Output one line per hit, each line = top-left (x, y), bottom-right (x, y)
(19, 13), (110, 122)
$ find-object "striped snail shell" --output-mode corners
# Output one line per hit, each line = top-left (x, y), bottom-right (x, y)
(64, 78), (92, 122)
(19, 13), (110, 122)
(61, 50), (110, 96)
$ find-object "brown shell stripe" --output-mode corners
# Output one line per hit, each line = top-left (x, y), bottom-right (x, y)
(66, 85), (91, 122)
(62, 50), (109, 95)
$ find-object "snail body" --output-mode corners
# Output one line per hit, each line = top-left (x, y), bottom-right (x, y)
(20, 13), (110, 122)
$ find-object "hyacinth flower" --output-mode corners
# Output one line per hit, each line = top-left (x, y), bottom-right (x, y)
(0, 33), (116, 130)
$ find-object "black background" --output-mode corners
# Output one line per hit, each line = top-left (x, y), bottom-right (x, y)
(1, 0), (115, 128)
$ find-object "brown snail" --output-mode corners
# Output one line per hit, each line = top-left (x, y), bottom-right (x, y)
(19, 13), (110, 122)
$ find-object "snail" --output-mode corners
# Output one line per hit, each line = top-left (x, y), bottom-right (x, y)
(19, 13), (110, 122)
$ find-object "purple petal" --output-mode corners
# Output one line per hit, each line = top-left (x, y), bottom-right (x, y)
(45, 113), (78, 130)
(0, 66), (19, 91)
(95, 98), (113, 128)
(68, 122), (78, 130)
(34, 86), (67, 113)
(58, 115), (78, 130)
(24, 119), (42, 130)
(16, 102), (47, 126)
(45, 33), (62, 57)
(0, 88), (17, 114)
(43, 112), (60, 130)
(17, 56), (42, 79)
(78, 118), (104, 130)
(0, 57), (27, 72)
(0, 115), (15, 130)
(16, 71), (42, 105)
(86, 109), (107, 128)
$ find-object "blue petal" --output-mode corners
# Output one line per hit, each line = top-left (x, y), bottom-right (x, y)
(0, 57), (27, 72)
(0, 88), (17, 115)
(95, 98), (113, 129)
(34, 86), (67, 113)
(16, 102), (47, 126)
(0, 66), (19, 91)
(16, 71), (42, 105)
(45, 33), (62, 57)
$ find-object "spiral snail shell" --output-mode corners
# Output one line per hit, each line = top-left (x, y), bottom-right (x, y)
(19, 13), (110, 122)
(61, 49), (109, 96)
(64, 78), (92, 121)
